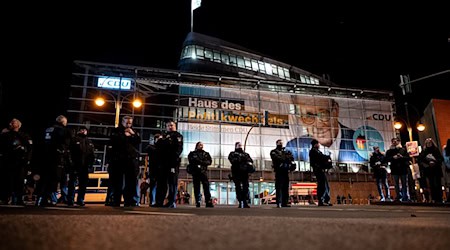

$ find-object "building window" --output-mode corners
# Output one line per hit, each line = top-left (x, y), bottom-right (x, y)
(272, 64), (278, 75)
(283, 68), (290, 80)
(221, 53), (230, 65)
(237, 56), (245, 68)
(251, 59), (259, 72)
(258, 61), (266, 73)
(196, 46), (204, 59)
(244, 57), (252, 70)
(213, 51), (221, 63)
(204, 48), (213, 61)
(229, 55), (237, 66)
(277, 66), (285, 79)
(265, 63), (272, 75)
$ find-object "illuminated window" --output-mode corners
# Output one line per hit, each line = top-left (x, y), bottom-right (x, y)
(229, 55), (237, 66)
(204, 48), (213, 61)
(272, 64), (278, 75)
(237, 57), (245, 68)
(244, 58), (252, 70)
(195, 46), (204, 59)
(278, 66), (285, 79)
(258, 61), (265, 73)
(221, 53), (230, 65)
(265, 63), (272, 75)
(251, 59), (259, 72)
(283, 68), (290, 79)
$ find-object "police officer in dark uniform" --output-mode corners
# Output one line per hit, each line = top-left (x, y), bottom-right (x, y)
(108, 115), (141, 207)
(228, 142), (253, 208)
(145, 133), (162, 206)
(156, 121), (183, 208)
(36, 115), (72, 206)
(0, 118), (32, 205)
(68, 126), (95, 206)
(270, 139), (296, 208)
(309, 139), (333, 206)
(188, 141), (213, 208)
(104, 142), (114, 206)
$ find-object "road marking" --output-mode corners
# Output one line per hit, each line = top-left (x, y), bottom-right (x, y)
(415, 210), (450, 214)
(298, 207), (345, 211)
(44, 207), (83, 211)
(124, 211), (195, 216)
(0, 205), (25, 208)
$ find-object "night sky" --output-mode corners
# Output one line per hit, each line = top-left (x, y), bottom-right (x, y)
(1, 1), (449, 140)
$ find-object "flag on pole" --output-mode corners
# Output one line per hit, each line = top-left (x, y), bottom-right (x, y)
(192, 0), (201, 11)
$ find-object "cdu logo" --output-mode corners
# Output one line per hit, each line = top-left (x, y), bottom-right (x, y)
(366, 113), (392, 121)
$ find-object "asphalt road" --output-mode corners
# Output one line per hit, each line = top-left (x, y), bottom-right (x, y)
(1, 204), (449, 250)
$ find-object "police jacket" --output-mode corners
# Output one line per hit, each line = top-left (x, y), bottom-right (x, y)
(369, 151), (386, 177)
(228, 149), (253, 174)
(0, 130), (32, 166)
(309, 147), (329, 174)
(188, 149), (212, 174)
(270, 147), (295, 173)
(71, 133), (95, 169)
(44, 123), (72, 153)
(108, 125), (141, 163)
(44, 123), (72, 166)
(385, 145), (410, 175)
(145, 143), (161, 176)
(159, 131), (183, 167)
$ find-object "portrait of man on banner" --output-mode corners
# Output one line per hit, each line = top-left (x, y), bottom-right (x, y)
(286, 95), (367, 164)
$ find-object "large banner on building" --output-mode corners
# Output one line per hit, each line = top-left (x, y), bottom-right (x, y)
(177, 85), (395, 169)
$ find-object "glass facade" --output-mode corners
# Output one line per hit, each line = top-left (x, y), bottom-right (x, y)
(68, 61), (395, 205)
(180, 44), (319, 85)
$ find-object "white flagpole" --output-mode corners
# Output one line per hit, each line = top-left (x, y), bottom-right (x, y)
(191, 0), (201, 32)
(191, 0), (194, 32)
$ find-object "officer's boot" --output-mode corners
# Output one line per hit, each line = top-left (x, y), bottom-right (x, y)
(237, 201), (243, 208)
(205, 200), (214, 208)
(196, 201), (201, 207)
(242, 200), (250, 208)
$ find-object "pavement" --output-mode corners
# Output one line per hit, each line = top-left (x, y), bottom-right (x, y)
(1, 203), (450, 250)
(370, 200), (450, 207)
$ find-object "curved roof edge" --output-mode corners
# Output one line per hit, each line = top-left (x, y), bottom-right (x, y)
(180, 32), (338, 86)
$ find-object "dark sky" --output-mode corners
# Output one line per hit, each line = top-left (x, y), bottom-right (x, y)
(1, 1), (449, 138)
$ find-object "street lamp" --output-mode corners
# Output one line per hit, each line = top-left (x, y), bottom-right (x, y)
(393, 102), (425, 142)
(393, 118), (426, 141)
(94, 92), (143, 127)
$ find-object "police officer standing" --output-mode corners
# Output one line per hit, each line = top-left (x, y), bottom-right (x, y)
(68, 126), (95, 206)
(145, 133), (162, 206)
(0, 118), (32, 205)
(270, 139), (296, 208)
(188, 141), (214, 208)
(36, 115), (72, 206)
(108, 116), (141, 207)
(309, 139), (333, 206)
(228, 142), (253, 208)
(156, 121), (183, 208)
